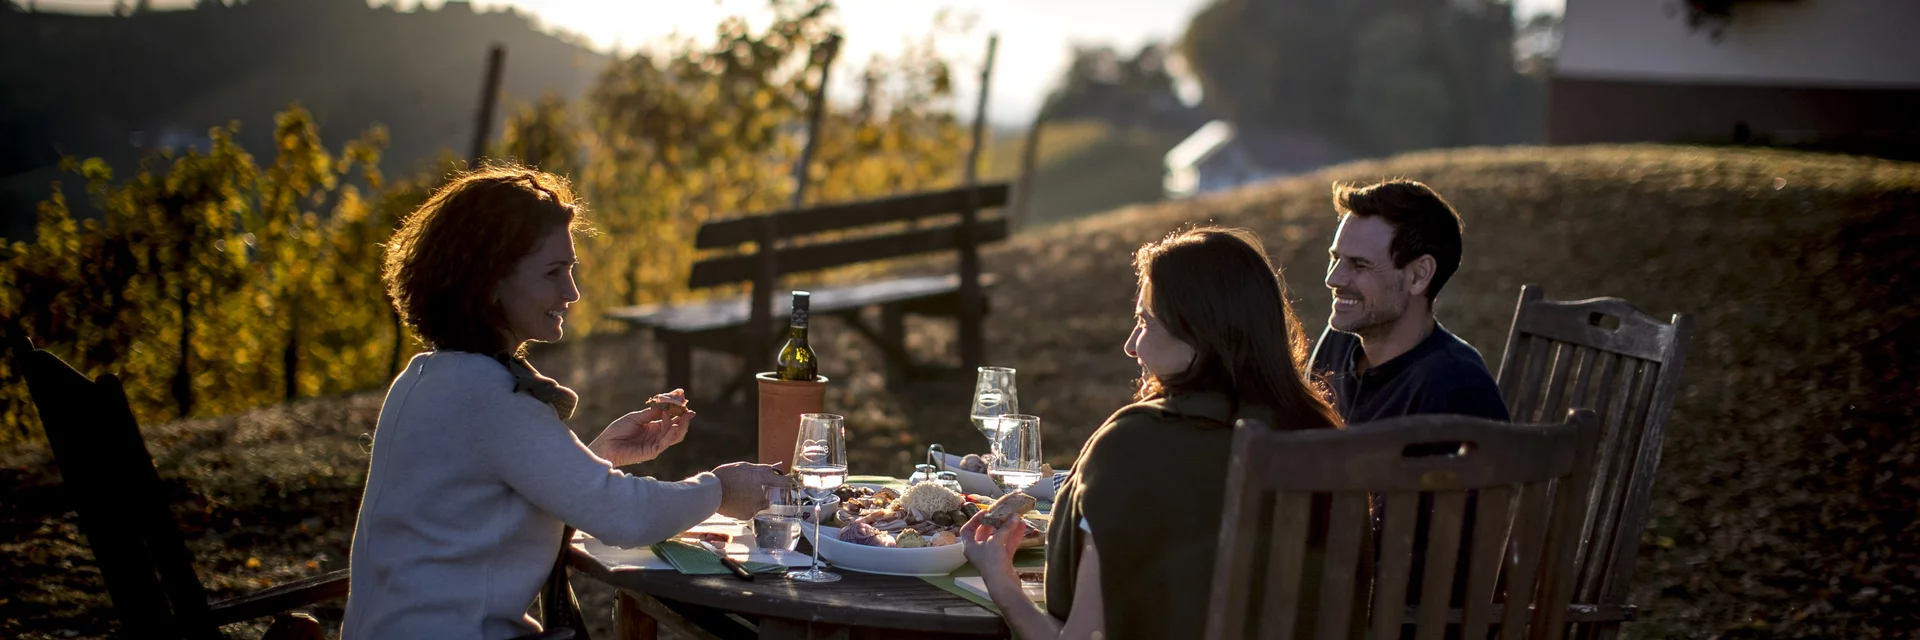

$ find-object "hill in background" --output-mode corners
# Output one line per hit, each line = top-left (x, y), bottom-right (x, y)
(981, 118), (1184, 230)
(0, 0), (609, 237)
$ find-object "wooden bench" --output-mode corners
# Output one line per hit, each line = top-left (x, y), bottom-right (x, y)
(606, 183), (1012, 397)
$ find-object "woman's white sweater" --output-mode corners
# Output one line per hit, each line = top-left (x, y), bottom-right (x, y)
(342, 351), (721, 639)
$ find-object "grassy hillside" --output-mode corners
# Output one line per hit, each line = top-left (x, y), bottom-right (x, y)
(981, 118), (1183, 229)
(3, 144), (1916, 639)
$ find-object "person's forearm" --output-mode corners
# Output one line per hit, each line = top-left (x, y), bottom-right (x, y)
(983, 569), (1063, 639)
(585, 435), (618, 464)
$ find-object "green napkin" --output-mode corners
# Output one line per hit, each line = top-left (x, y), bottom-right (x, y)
(649, 539), (787, 575)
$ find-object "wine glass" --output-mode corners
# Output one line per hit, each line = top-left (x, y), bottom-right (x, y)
(970, 367), (1019, 448)
(753, 483), (803, 560)
(788, 413), (846, 583)
(988, 414), (1044, 494)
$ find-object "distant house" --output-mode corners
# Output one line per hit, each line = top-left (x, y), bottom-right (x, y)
(1164, 120), (1346, 199)
(1549, 0), (1919, 156)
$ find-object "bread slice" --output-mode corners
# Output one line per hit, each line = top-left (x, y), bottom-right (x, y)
(979, 492), (1037, 529)
(647, 393), (689, 418)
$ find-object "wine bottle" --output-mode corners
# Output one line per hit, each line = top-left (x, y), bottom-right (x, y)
(776, 291), (818, 381)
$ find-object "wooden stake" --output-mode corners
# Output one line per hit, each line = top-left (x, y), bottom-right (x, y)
(957, 34), (998, 370)
(469, 44), (506, 165)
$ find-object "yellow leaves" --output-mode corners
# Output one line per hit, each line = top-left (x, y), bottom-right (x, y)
(79, 157), (114, 183)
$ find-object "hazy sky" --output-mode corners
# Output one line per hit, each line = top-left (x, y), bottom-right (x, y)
(40, 0), (1565, 125)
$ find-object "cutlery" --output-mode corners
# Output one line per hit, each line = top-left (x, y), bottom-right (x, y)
(698, 539), (755, 581)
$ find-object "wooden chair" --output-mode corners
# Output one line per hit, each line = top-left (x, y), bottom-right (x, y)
(12, 340), (578, 639)
(605, 183), (1011, 398)
(1494, 285), (1691, 639)
(1206, 410), (1601, 640)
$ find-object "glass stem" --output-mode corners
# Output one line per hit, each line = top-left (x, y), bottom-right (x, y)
(810, 503), (824, 575)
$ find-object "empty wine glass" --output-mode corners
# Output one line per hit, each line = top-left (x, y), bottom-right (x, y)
(988, 414), (1044, 494)
(753, 483), (804, 559)
(788, 413), (846, 583)
(970, 367), (1019, 448)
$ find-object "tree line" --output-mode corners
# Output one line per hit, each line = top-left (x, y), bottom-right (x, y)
(0, 0), (968, 442)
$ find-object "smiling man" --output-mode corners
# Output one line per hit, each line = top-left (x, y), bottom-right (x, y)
(1310, 179), (1508, 424)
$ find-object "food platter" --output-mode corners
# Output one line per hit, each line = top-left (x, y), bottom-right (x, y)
(799, 482), (1047, 576)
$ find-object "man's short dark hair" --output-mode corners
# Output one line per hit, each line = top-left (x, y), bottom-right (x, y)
(1331, 179), (1464, 301)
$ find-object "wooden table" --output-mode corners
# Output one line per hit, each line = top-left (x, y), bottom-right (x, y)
(568, 544), (1011, 640)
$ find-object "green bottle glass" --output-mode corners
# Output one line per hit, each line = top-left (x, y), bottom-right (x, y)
(776, 291), (818, 381)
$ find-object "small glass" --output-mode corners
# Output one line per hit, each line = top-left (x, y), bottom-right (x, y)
(753, 484), (803, 559)
(788, 413), (847, 583)
(970, 367), (1019, 447)
(989, 414), (1044, 494)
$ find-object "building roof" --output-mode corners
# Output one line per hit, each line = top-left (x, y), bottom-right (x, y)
(1165, 119), (1346, 176)
(1164, 119), (1236, 171)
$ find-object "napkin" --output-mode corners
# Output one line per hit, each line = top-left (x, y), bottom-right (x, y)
(649, 539), (788, 575)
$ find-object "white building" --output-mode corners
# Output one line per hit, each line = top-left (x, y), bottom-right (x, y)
(1549, 0), (1920, 153)
(1164, 120), (1347, 199)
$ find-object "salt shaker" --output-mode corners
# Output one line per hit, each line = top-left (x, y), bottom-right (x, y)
(936, 471), (963, 495)
(907, 463), (938, 486)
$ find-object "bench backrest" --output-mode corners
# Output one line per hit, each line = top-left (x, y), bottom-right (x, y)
(17, 345), (221, 639)
(1493, 285), (1691, 611)
(686, 182), (1011, 289)
(1207, 411), (1600, 640)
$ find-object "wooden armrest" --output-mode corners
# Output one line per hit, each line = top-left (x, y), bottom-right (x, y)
(1400, 602), (1636, 624)
(207, 568), (351, 627)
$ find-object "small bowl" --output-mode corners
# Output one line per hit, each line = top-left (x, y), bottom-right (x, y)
(936, 452), (1062, 502)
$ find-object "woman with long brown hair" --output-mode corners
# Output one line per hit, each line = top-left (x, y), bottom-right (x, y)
(342, 164), (786, 639)
(961, 226), (1343, 640)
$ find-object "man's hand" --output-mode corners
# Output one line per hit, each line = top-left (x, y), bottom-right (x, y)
(589, 397), (694, 468)
(713, 461), (788, 520)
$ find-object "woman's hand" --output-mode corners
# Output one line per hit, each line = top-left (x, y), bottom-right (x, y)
(960, 509), (1028, 579)
(713, 461), (788, 520)
(588, 390), (694, 467)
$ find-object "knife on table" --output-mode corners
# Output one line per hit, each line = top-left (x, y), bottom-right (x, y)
(697, 539), (756, 581)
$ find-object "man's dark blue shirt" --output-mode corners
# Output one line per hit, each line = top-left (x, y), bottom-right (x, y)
(1310, 320), (1509, 610)
(1310, 321), (1509, 424)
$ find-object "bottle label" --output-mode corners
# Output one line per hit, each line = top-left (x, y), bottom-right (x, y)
(790, 305), (808, 328)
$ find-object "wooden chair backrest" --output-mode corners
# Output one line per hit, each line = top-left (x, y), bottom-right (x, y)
(686, 182), (1011, 289)
(1206, 410), (1600, 640)
(18, 347), (221, 639)
(1494, 284), (1691, 607)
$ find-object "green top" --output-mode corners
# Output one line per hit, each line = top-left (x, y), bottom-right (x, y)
(1044, 391), (1367, 639)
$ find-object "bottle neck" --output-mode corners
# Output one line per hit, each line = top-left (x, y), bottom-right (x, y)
(788, 301), (809, 341)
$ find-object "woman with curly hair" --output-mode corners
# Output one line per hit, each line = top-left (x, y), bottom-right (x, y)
(342, 165), (785, 639)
